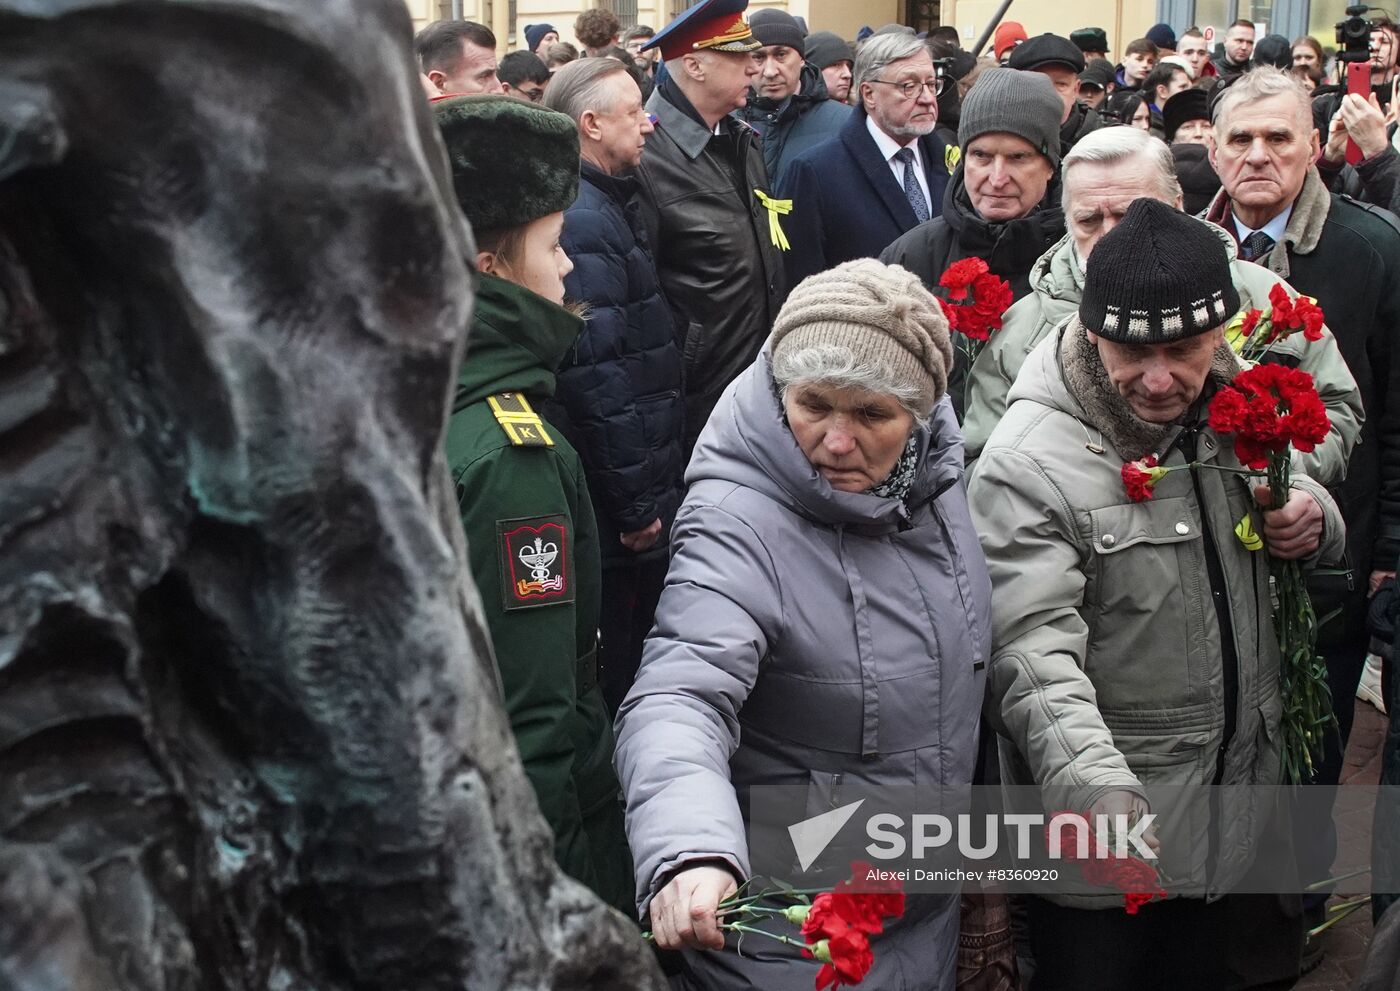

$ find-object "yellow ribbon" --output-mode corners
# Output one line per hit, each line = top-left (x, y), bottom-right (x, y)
(754, 189), (792, 252)
(945, 144), (962, 174)
(1224, 309), (1249, 354)
(1235, 513), (1264, 551)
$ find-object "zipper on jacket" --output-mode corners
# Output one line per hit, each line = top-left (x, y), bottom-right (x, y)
(1179, 424), (1239, 884)
(1179, 425), (1240, 782)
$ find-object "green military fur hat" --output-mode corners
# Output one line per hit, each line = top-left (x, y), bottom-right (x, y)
(433, 95), (580, 233)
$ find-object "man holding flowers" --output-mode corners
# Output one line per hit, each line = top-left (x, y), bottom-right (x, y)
(969, 199), (1351, 989)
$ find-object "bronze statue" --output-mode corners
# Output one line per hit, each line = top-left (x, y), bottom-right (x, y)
(0, 1), (661, 987)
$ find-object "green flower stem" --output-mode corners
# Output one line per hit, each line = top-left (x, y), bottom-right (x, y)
(720, 922), (809, 950)
(1264, 454), (1338, 783)
(1308, 896), (1372, 937)
(717, 905), (788, 919)
(641, 920), (812, 947)
(1303, 866), (1371, 892)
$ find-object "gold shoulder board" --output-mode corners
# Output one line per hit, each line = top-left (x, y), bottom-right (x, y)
(487, 392), (554, 447)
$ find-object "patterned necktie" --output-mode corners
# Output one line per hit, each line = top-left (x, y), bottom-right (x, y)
(1241, 230), (1275, 262)
(894, 147), (931, 223)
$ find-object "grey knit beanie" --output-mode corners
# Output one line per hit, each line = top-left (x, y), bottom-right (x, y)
(768, 259), (953, 415)
(958, 67), (1063, 167)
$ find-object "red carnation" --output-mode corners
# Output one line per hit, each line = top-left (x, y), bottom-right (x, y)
(801, 892), (845, 941)
(937, 259), (1012, 343)
(1286, 397), (1330, 452)
(938, 257), (989, 301)
(1208, 388), (1248, 434)
(1121, 455), (1166, 503)
(938, 296), (959, 332)
(1210, 365), (1330, 470)
(1240, 308), (1263, 337)
(829, 863), (906, 933)
(1123, 889), (1168, 915)
(1263, 284), (1326, 344)
(808, 924), (876, 989)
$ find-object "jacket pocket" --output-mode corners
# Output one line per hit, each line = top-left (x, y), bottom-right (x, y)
(1087, 496), (1202, 555)
(636, 389), (682, 454)
(1084, 497), (1208, 709)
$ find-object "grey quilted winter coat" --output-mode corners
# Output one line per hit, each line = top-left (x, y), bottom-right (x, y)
(614, 352), (991, 990)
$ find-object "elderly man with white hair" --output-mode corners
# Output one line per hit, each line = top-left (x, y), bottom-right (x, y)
(1202, 65), (1400, 972)
(962, 123), (1361, 487)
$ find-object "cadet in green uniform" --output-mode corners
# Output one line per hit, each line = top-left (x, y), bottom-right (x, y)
(435, 95), (632, 915)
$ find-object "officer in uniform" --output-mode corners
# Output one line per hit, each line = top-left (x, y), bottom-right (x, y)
(636, 0), (788, 454)
(435, 95), (632, 915)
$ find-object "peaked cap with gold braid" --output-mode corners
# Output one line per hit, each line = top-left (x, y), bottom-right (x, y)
(642, 0), (762, 61)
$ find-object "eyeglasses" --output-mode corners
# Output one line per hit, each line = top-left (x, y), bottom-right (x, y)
(868, 76), (947, 99)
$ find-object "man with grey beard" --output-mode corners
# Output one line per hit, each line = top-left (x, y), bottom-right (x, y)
(779, 32), (953, 286)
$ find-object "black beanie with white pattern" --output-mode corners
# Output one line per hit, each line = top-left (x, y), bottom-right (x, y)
(1080, 199), (1241, 343)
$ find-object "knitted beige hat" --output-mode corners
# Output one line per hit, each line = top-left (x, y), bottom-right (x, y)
(768, 259), (953, 415)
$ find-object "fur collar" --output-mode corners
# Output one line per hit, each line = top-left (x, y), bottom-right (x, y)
(1203, 166), (1331, 279)
(1058, 317), (1246, 460)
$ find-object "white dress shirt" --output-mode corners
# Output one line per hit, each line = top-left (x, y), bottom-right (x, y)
(866, 114), (932, 213)
(1234, 204), (1293, 256)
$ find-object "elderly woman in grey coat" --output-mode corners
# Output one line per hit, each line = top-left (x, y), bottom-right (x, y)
(614, 259), (991, 990)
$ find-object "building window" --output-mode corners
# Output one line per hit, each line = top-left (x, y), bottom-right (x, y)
(671, 0), (698, 18)
(905, 0), (942, 35)
(1242, 0), (1275, 32)
(610, 0), (638, 30)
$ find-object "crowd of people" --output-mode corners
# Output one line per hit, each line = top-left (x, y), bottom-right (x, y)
(413, 1), (1400, 988)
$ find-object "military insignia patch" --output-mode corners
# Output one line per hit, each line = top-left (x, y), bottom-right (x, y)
(498, 515), (572, 609)
(488, 392), (553, 447)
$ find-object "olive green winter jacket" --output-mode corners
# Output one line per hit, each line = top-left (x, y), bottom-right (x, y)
(969, 320), (1347, 908)
(445, 273), (632, 914)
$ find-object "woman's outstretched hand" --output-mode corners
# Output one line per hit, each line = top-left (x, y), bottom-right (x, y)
(649, 864), (739, 951)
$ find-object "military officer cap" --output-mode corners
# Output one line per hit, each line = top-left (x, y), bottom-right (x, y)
(642, 0), (763, 61)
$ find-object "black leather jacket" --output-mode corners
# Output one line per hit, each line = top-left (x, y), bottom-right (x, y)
(637, 82), (787, 452)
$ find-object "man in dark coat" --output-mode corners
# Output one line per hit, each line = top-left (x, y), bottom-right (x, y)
(1205, 66), (1400, 984)
(543, 59), (686, 716)
(881, 68), (1065, 420)
(779, 32), (953, 288)
(1212, 18), (1256, 86)
(735, 8), (848, 185)
(635, 0), (786, 454)
(804, 28), (854, 104)
(1008, 32), (1105, 154)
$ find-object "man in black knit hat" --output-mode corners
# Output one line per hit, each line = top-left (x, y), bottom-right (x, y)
(1009, 32), (1106, 153)
(970, 197), (1349, 990)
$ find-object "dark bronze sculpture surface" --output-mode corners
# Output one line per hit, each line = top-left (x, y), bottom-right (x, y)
(0, 2), (662, 987)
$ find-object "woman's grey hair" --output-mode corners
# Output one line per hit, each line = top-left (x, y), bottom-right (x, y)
(541, 57), (630, 122)
(772, 344), (930, 427)
(1060, 126), (1182, 212)
(1212, 66), (1312, 134)
(853, 33), (928, 95)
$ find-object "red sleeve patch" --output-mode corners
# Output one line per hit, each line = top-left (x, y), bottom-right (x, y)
(498, 515), (573, 610)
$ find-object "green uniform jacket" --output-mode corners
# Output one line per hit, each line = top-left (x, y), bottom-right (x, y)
(445, 273), (632, 914)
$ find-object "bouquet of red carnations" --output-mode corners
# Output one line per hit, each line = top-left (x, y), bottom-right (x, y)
(1118, 286), (1336, 783)
(645, 862), (905, 989)
(1208, 363), (1334, 783)
(1046, 811), (1167, 915)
